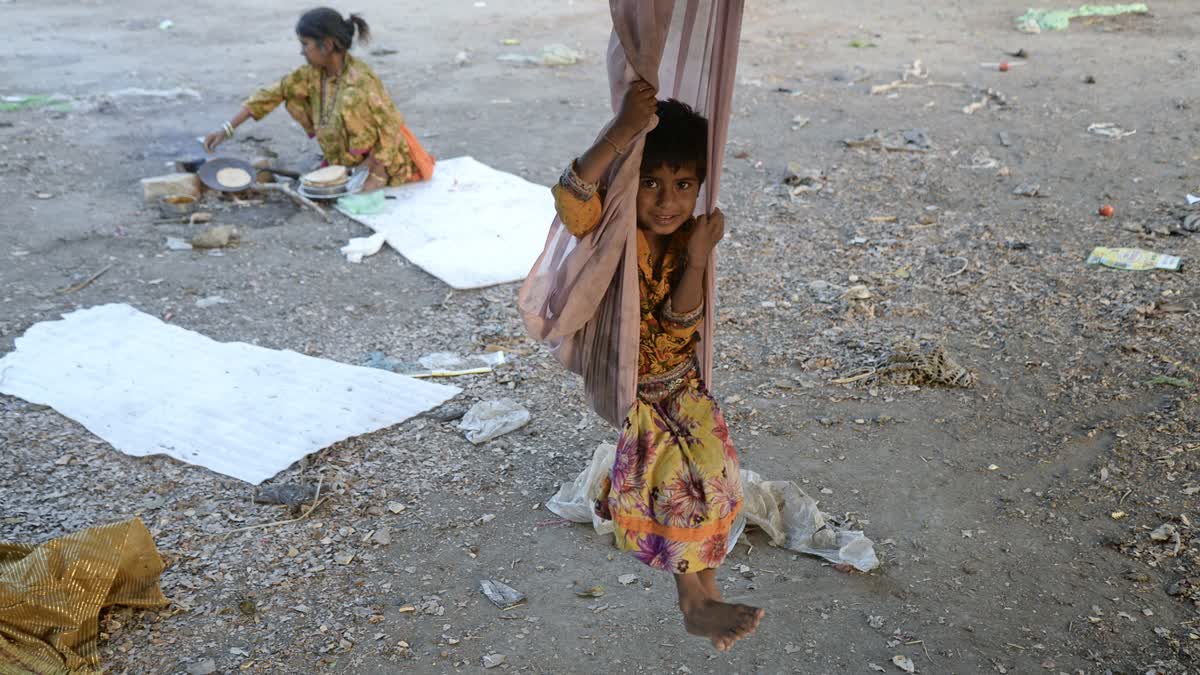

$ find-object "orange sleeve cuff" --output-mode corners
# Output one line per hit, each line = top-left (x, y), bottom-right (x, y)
(551, 183), (602, 238)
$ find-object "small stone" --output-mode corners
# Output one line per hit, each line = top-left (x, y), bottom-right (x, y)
(868, 615), (885, 629)
(892, 654), (915, 673)
(618, 574), (638, 585)
(186, 658), (217, 675)
(387, 501), (407, 514)
(334, 551), (355, 565)
(191, 225), (239, 249)
(141, 172), (201, 203)
(1149, 523), (1176, 542)
(372, 527), (392, 546)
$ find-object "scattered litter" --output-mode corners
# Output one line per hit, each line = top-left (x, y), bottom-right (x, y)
(869, 664), (887, 673)
(963, 89), (1008, 115)
(363, 351), (403, 372)
(419, 351), (507, 371)
(1183, 213), (1200, 233)
(868, 615), (886, 629)
(1098, 204), (1115, 218)
(158, 19), (174, 31)
(981, 61), (1023, 71)
(1150, 523), (1177, 542)
(0, 94), (73, 112)
(253, 483), (318, 508)
(337, 191), (387, 216)
(1186, 194), (1200, 206)
(190, 224), (239, 249)
(1016, 4), (1150, 33)
(479, 579), (527, 609)
(1087, 123), (1136, 139)
(1086, 247), (1181, 271)
(458, 399), (531, 445)
(892, 654), (916, 673)
(848, 39), (877, 48)
(482, 653), (507, 669)
(546, 443), (880, 571)
(341, 232), (387, 264)
(791, 115), (810, 130)
(617, 573), (638, 585)
(844, 285), (872, 301)
(0, 519), (167, 673)
(57, 264), (112, 295)
(575, 586), (605, 598)
(832, 341), (976, 388)
(165, 237), (193, 251)
(0, 304), (459, 484)
(783, 164), (826, 195)
(1148, 375), (1192, 389)
(844, 128), (931, 153)
(1012, 182), (1042, 197)
(966, 148), (1000, 170)
(106, 87), (200, 101)
(497, 44), (583, 66)
(194, 295), (230, 309)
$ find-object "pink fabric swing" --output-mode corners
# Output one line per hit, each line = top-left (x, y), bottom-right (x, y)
(519, 1), (744, 427)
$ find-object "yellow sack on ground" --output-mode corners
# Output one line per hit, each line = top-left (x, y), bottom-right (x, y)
(0, 518), (167, 674)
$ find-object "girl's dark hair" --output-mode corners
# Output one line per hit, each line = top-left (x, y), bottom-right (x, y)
(641, 99), (709, 184)
(296, 8), (370, 52)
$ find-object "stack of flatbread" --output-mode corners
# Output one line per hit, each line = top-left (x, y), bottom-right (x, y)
(301, 165), (349, 191)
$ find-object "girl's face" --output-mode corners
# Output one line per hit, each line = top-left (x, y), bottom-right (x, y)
(299, 36), (332, 68)
(636, 162), (701, 237)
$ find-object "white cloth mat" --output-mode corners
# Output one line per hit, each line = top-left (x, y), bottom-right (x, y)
(337, 156), (555, 289)
(0, 304), (459, 484)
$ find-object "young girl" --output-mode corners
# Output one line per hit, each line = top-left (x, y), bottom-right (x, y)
(202, 7), (434, 191)
(552, 79), (764, 652)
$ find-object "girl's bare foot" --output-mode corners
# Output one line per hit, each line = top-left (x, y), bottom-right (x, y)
(676, 572), (764, 651)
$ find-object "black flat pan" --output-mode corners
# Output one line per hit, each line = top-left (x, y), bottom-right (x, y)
(197, 157), (300, 192)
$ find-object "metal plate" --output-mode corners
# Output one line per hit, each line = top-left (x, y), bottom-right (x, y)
(297, 167), (368, 200)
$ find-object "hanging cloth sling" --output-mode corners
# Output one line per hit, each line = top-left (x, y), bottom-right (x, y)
(519, 0), (744, 426)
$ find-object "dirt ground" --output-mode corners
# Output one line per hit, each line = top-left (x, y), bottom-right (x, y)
(2, 1), (1198, 673)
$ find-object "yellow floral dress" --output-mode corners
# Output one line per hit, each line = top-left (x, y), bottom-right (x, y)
(244, 54), (433, 186)
(554, 181), (744, 575)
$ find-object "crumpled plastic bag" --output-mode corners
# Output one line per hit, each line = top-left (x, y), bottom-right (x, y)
(458, 399), (530, 445)
(1015, 3), (1149, 33)
(545, 443), (880, 572)
(340, 232), (387, 263)
(337, 191), (387, 215)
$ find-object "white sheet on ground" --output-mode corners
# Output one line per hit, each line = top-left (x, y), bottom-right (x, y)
(546, 443), (880, 572)
(336, 156), (555, 289)
(0, 304), (460, 484)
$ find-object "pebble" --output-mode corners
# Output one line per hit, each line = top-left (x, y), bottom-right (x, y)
(185, 658), (217, 675)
